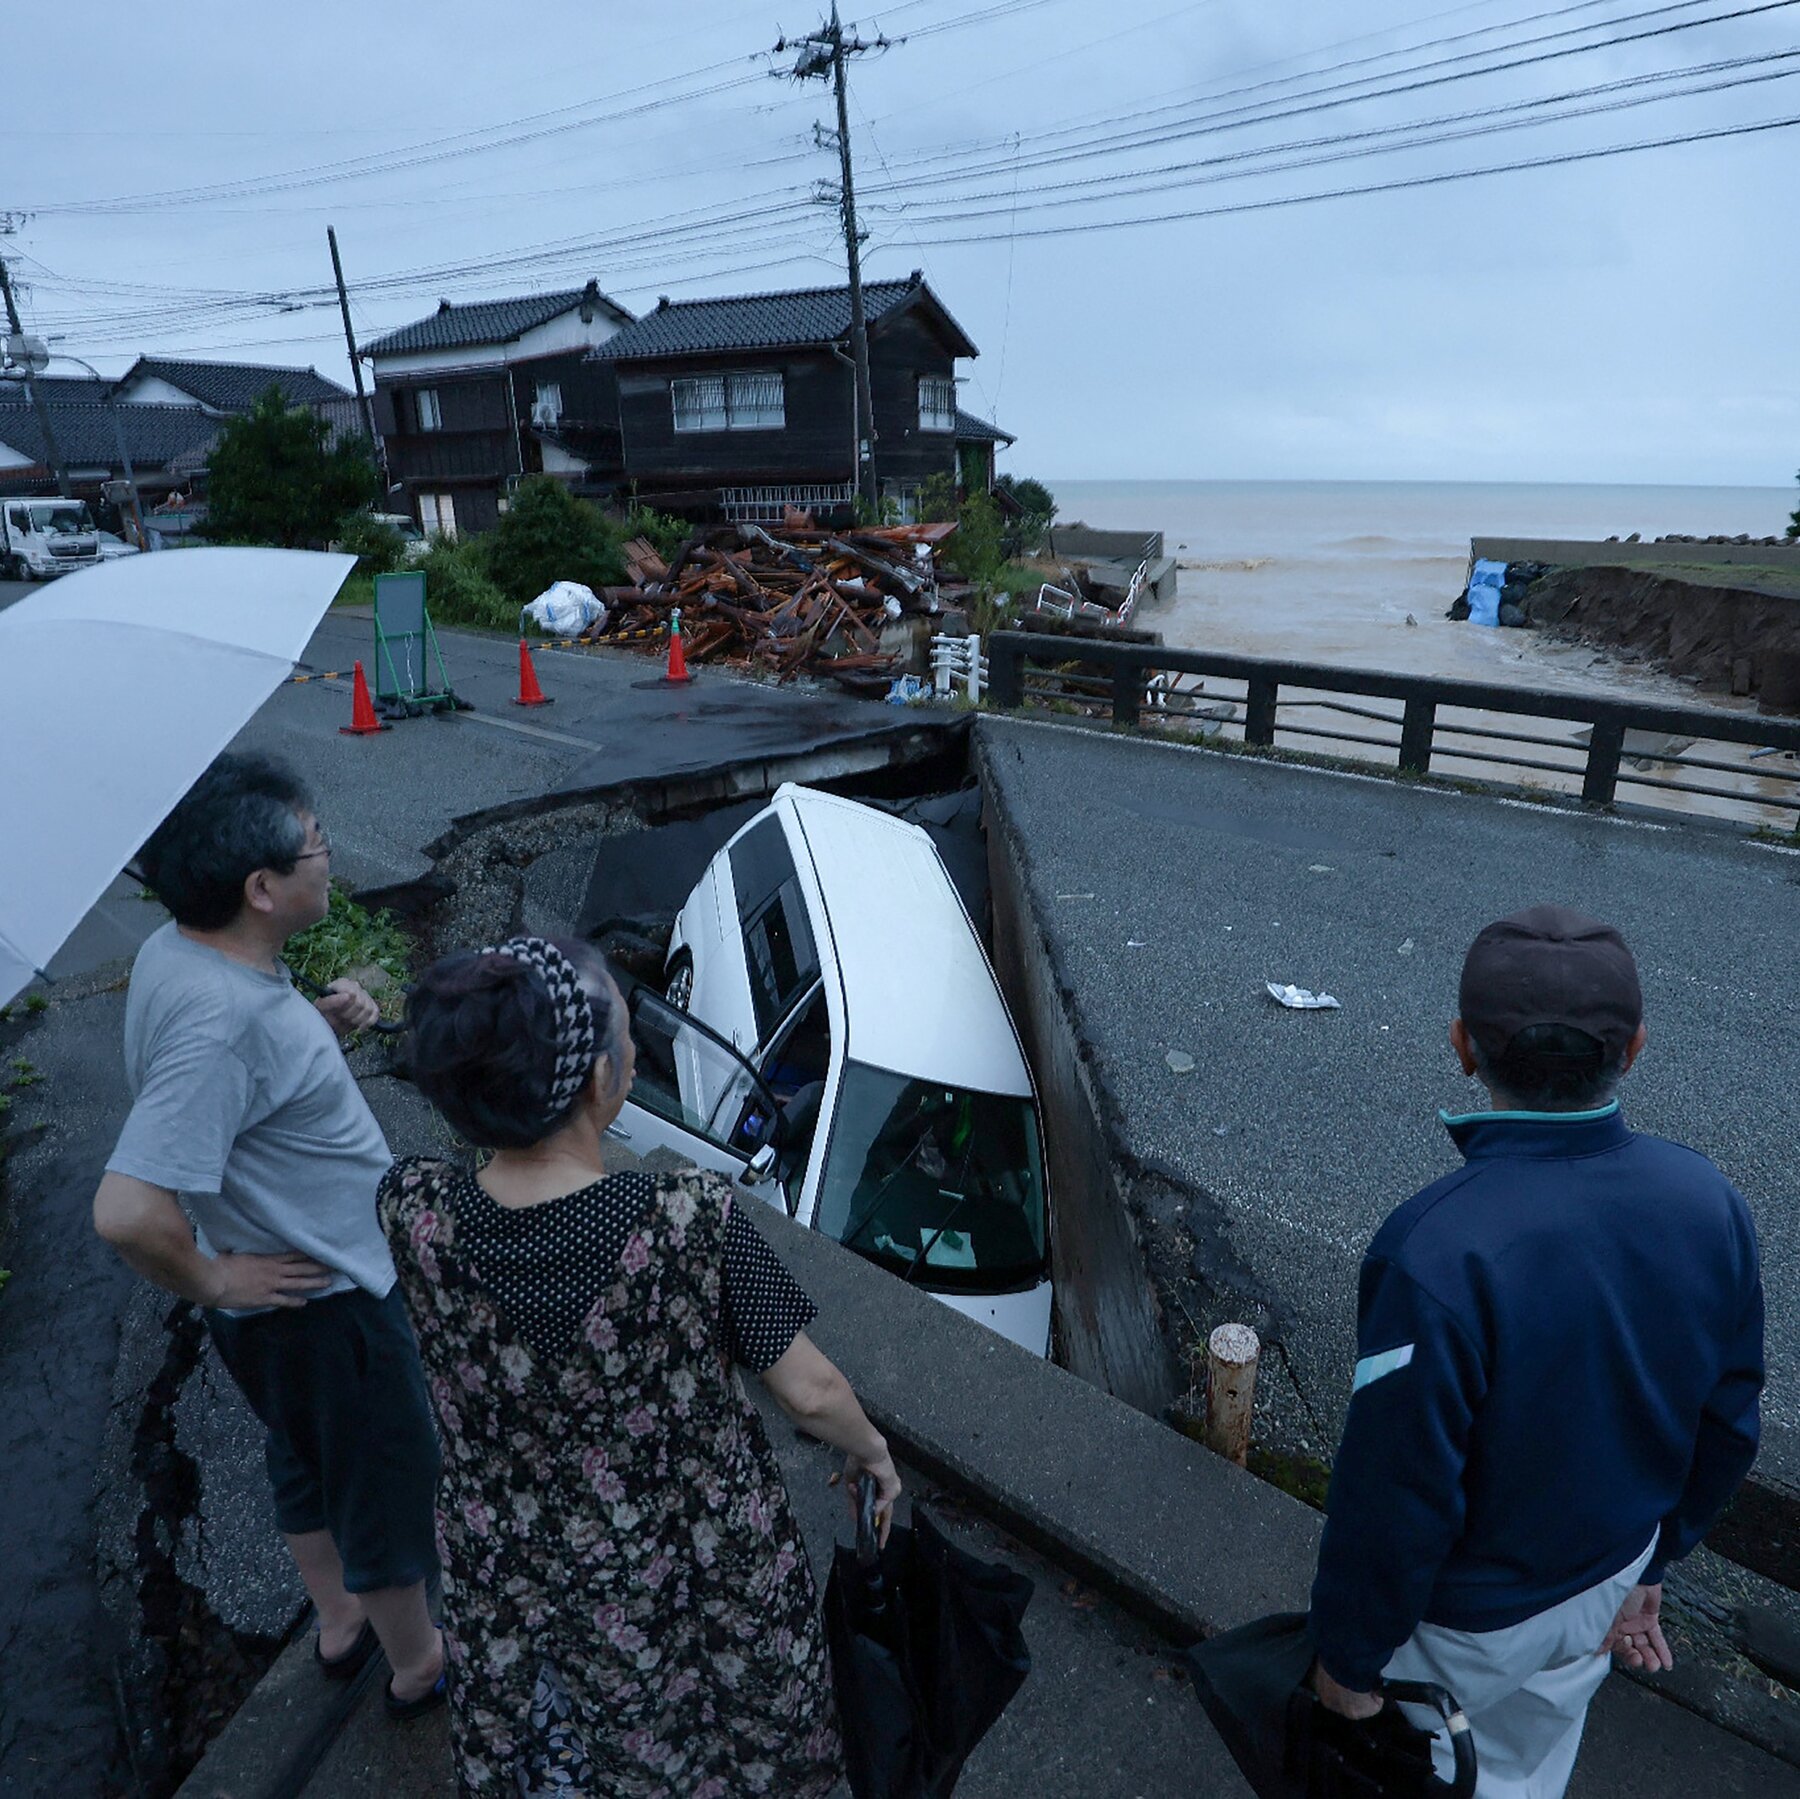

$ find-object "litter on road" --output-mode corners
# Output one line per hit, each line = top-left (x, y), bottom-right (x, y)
(1265, 982), (1341, 1011)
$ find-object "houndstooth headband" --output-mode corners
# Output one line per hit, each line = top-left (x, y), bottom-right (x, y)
(484, 936), (598, 1121)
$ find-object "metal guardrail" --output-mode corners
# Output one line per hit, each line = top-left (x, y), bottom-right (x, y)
(986, 632), (1800, 817)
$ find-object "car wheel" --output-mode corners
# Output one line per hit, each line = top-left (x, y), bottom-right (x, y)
(664, 953), (694, 1011)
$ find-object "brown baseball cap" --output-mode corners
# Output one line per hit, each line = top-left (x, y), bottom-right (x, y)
(1458, 904), (1642, 1059)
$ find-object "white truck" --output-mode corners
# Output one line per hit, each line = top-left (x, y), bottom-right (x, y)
(0, 496), (101, 580)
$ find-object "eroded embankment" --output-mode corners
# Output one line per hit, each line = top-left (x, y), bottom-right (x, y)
(1526, 566), (1800, 699)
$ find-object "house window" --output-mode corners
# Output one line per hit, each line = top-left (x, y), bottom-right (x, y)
(532, 381), (562, 425)
(919, 376), (956, 432)
(415, 388), (442, 432)
(419, 491), (457, 540)
(671, 371), (786, 433)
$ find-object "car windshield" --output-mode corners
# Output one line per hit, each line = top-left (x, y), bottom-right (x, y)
(29, 504), (93, 534)
(814, 1063), (1046, 1292)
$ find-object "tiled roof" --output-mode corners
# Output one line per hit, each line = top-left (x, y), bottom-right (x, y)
(9, 374), (114, 404)
(0, 402), (223, 471)
(131, 358), (350, 411)
(590, 276), (977, 362)
(363, 283), (630, 356)
(954, 408), (1014, 445)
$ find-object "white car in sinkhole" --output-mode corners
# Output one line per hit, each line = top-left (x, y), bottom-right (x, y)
(612, 783), (1053, 1358)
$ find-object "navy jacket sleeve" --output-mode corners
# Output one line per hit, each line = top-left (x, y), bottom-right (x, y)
(1309, 1255), (1488, 1691)
(1645, 1273), (1764, 1584)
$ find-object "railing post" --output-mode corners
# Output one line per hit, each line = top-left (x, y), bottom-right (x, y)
(1399, 696), (1436, 775)
(1112, 651), (1142, 728)
(987, 633), (1023, 709)
(1583, 719), (1625, 806)
(1244, 675), (1278, 747)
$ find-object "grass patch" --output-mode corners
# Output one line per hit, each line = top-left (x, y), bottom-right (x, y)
(1248, 1446), (1332, 1512)
(332, 571), (376, 611)
(286, 882), (413, 1019)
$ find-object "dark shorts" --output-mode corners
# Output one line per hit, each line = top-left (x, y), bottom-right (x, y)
(206, 1283), (441, 1593)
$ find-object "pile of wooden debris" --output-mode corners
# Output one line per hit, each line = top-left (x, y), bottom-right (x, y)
(588, 520), (956, 689)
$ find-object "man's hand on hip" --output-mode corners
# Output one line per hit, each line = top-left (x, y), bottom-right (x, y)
(1311, 1661), (1384, 1720)
(1598, 1583), (1673, 1671)
(315, 979), (380, 1036)
(204, 1251), (336, 1310)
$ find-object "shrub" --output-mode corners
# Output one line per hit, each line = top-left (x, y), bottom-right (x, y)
(287, 882), (412, 1024)
(915, 471), (958, 525)
(995, 474), (1057, 553)
(945, 489), (1008, 590)
(623, 504), (690, 564)
(484, 476), (626, 608)
(1787, 468), (1798, 542)
(418, 537), (513, 632)
(334, 509), (405, 576)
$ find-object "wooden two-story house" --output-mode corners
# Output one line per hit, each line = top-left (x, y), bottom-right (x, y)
(591, 272), (1011, 521)
(363, 280), (633, 537)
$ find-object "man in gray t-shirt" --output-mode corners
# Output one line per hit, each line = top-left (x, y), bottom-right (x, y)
(95, 752), (445, 1717)
(112, 923), (397, 1303)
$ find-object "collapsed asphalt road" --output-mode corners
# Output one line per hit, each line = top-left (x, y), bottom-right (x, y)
(977, 715), (1800, 1488)
(0, 613), (963, 1793)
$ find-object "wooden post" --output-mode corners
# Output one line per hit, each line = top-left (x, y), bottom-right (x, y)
(1244, 676), (1279, 748)
(1112, 652), (1142, 728)
(987, 633), (1023, 708)
(1398, 696), (1436, 775)
(1204, 1322), (1260, 1468)
(1583, 719), (1625, 806)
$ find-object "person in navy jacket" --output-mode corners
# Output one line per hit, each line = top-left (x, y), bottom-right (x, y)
(1308, 905), (1763, 1798)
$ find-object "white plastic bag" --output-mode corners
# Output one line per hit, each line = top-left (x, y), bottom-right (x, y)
(523, 581), (608, 636)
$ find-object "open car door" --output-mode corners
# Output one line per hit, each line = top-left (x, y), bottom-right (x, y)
(611, 984), (793, 1209)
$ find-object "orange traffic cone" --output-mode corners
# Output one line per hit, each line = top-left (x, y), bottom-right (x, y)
(339, 661), (388, 735)
(513, 638), (553, 706)
(663, 608), (693, 685)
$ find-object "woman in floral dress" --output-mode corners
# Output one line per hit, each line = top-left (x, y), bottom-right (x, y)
(379, 936), (901, 1796)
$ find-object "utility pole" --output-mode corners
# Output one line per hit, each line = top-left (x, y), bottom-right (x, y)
(778, 5), (889, 512)
(326, 226), (381, 463)
(0, 227), (73, 498)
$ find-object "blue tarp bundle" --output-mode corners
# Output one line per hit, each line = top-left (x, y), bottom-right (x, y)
(1467, 558), (1506, 627)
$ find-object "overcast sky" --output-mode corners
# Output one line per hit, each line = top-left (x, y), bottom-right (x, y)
(8, 0), (1797, 487)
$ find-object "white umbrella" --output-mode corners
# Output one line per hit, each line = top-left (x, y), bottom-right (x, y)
(0, 547), (355, 1007)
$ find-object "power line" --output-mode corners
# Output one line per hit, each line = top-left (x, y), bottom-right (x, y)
(865, 0), (1646, 170)
(893, 109), (1800, 245)
(853, 0), (1800, 197)
(861, 48), (1800, 220)
(22, 61), (771, 216)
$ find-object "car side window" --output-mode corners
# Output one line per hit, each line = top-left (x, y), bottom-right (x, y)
(6, 508), (27, 533)
(729, 818), (819, 1041)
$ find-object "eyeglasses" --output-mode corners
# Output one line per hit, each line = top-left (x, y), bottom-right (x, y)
(294, 826), (332, 862)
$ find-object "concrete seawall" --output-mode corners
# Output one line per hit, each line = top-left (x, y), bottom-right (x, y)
(1471, 536), (1800, 574)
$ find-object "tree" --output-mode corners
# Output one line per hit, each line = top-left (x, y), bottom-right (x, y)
(947, 489), (1007, 589)
(205, 388), (378, 548)
(1787, 469), (1798, 542)
(995, 474), (1057, 552)
(483, 476), (627, 608)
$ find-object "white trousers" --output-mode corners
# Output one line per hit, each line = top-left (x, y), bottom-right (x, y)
(1383, 1536), (1657, 1799)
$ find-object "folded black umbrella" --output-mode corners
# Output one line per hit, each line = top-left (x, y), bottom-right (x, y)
(1183, 1613), (1476, 1799)
(824, 1485), (1035, 1799)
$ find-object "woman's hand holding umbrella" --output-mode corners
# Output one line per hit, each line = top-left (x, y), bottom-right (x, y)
(835, 1451), (903, 1549)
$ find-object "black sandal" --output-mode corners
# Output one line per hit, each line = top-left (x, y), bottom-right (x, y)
(384, 1670), (448, 1720)
(314, 1619), (378, 1681)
